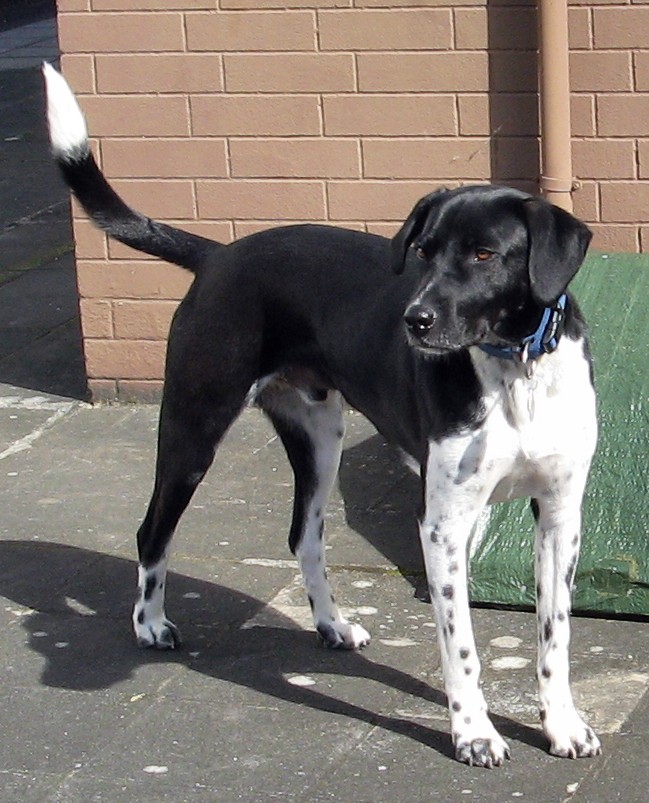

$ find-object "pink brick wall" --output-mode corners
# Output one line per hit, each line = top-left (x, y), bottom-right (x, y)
(55, 0), (649, 399)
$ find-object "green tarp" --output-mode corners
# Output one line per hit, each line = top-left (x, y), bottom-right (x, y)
(469, 253), (649, 616)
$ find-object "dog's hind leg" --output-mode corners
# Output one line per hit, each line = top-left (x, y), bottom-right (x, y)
(259, 382), (370, 649)
(133, 389), (248, 649)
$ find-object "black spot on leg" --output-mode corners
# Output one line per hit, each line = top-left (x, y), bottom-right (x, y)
(541, 666), (551, 679)
(429, 526), (441, 544)
(137, 610), (145, 624)
(530, 498), (540, 522)
(565, 554), (578, 588)
(459, 648), (470, 660)
(464, 666), (472, 675)
(449, 562), (459, 575)
(442, 585), (454, 600)
(557, 611), (566, 622)
(572, 534), (579, 547)
(309, 388), (328, 402)
(448, 623), (455, 636)
(544, 618), (553, 642)
(308, 595), (314, 611)
(455, 434), (486, 484)
(452, 701), (462, 712)
(464, 716), (472, 725)
(536, 582), (542, 600)
(540, 709), (547, 722)
(144, 574), (157, 601)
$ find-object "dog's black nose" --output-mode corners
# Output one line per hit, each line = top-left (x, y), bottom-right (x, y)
(405, 304), (436, 335)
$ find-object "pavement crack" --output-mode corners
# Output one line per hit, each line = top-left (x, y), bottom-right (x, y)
(0, 400), (80, 460)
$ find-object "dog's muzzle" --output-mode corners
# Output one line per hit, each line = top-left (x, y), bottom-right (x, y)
(404, 302), (459, 353)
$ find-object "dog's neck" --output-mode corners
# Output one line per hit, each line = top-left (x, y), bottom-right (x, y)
(478, 294), (567, 369)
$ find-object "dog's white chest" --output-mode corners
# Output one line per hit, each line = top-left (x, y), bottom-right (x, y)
(460, 338), (596, 503)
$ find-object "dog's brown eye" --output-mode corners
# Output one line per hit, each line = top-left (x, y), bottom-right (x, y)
(474, 249), (493, 262)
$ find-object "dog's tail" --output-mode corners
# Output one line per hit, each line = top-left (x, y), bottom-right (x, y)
(42, 63), (215, 274)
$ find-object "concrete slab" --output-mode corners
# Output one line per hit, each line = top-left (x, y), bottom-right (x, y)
(0, 15), (59, 70)
(0, 202), (73, 276)
(1, 402), (648, 801)
(0, 18), (83, 401)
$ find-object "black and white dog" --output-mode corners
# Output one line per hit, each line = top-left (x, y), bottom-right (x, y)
(44, 64), (601, 768)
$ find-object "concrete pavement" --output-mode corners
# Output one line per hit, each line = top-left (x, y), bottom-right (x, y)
(1, 7), (649, 802)
(2, 401), (649, 802)
(0, 4), (87, 401)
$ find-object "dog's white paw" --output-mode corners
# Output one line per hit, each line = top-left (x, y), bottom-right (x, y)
(134, 612), (182, 650)
(317, 620), (371, 650)
(455, 737), (510, 769)
(543, 709), (601, 758)
(453, 715), (510, 768)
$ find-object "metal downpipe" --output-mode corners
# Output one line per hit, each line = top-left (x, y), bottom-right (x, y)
(538, 0), (574, 212)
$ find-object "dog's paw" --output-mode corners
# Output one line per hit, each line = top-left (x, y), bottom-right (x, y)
(455, 737), (511, 769)
(134, 615), (182, 650)
(453, 716), (510, 768)
(543, 710), (601, 758)
(316, 620), (371, 650)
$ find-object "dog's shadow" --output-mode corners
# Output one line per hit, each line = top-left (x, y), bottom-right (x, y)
(337, 434), (526, 608)
(0, 540), (545, 759)
(338, 433), (428, 599)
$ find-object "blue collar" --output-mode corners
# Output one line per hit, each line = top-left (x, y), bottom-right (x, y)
(478, 294), (567, 364)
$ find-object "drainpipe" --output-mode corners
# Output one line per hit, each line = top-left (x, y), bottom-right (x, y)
(538, 0), (574, 212)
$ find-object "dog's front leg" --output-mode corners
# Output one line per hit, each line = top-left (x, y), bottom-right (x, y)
(420, 447), (510, 767)
(533, 494), (602, 758)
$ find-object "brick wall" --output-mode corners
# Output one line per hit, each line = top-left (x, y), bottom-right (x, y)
(56, 0), (649, 400)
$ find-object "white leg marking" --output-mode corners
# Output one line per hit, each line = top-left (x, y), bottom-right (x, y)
(534, 496), (601, 758)
(264, 387), (370, 650)
(421, 437), (510, 768)
(132, 555), (181, 649)
(295, 393), (370, 649)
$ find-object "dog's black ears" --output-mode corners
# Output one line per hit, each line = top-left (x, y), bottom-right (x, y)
(390, 189), (446, 274)
(523, 198), (592, 305)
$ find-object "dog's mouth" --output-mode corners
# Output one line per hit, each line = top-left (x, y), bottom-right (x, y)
(405, 332), (461, 355)
(405, 323), (487, 355)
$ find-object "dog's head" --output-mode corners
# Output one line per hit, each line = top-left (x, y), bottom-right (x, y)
(390, 186), (592, 353)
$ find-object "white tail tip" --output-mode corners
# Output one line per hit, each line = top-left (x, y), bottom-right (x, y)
(42, 61), (89, 159)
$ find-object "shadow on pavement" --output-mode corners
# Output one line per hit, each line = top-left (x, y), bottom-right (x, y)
(0, 540), (547, 757)
(339, 433), (427, 594)
(0, 53), (88, 400)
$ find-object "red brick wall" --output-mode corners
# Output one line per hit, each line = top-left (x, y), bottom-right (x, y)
(55, 1), (649, 399)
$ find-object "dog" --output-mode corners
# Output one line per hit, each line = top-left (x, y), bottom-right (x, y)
(43, 63), (601, 768)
